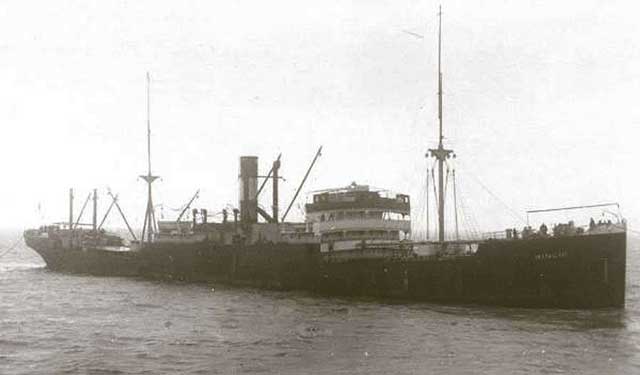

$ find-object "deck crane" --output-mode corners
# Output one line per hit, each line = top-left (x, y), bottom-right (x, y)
(281, 146), (322, 222)
(176, 190), (200, 223)
(255, 154), (285, 223)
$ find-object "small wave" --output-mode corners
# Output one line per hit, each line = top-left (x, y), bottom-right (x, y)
(331, 306), (350, 313)
(0, 262), (45, 272)
(221, 318), (239, 329)
(295, 324), (332, 339)
(45, 317), (77, 324)
(63, 345), (86, 354)
(0, 338), (30, 347)
(84, 368), (125, 375)
(133, 303), (163, 309)
(168, 339), (199, 346)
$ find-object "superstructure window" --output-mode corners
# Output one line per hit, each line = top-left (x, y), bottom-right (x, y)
(382, 212), (410, 221)
(322, 232), (344, 241)
(367, 211), (382, 219)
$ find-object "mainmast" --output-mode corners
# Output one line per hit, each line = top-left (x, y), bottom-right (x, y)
(427, 6), (454, 242)
(140, 72), (159, 245)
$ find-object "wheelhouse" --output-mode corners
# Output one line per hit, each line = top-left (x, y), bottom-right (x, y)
(305, 183), (411, 255)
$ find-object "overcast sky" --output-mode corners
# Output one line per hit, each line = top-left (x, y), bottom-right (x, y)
(1, 0), (638, 237)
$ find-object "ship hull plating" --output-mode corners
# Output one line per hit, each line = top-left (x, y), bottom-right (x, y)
(319, 232), (626, 308)
(24, 232), (626, 309)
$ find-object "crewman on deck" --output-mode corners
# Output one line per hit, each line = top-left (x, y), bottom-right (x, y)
(540, 223), (548, 236)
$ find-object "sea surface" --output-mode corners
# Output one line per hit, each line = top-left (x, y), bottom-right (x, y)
(1, 230), (639, 374)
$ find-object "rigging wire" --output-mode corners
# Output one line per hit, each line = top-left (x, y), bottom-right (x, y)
(443, 164), (450, 200)
(452, 168), (459, 241)
(455, 180), (482, 239)
(459, 195), (479, 239)
(430, 168), (439, 236)
(425, 166), (430, 240)
(430, 169), (439, 213)
(0, 237), (23, 259)
(425, 159), (439, 239)
(457, 162), (527, 225)
(411, 168), (427, 241)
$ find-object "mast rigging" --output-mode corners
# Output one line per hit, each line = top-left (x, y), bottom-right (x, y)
(73, 193), (92, 229)
(427, 5), (455, 242)
(140, 72), (159, 245)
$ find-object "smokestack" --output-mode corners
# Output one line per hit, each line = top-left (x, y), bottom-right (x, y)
(239, 156), (258, 224)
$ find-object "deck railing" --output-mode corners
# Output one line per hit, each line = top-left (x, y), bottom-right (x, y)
(315, 218), (411, 234)
(480, 222), (626, 241)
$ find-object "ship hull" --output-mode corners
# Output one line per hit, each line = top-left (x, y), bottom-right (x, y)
(318, 232), (626, 308)
(24, 234), (320, 289)
(24, 231), (626, 309)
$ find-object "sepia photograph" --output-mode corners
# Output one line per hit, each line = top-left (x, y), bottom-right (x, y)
(1, 0), (638, 373)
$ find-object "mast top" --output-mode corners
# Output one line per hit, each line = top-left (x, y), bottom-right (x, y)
(437, 5), (444, 147)
(146, 72), (153, 177)
(428, 5), (453, 160)
(142, 72), (159, 182)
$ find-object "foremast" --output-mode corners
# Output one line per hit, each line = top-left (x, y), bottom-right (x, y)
(427, 6), (454, 243)
(140, 72), (159, 245)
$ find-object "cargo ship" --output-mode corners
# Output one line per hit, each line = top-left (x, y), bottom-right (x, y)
(24, 9), (626, 308)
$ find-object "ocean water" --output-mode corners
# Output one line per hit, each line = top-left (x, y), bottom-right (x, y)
(1, 230), (639, 374)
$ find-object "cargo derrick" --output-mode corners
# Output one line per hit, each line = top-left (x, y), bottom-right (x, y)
(153, 149), (321, 247)
(146, 153), (321, 286)
(282, 146), (322, 222)
(256, 153), (282, 223)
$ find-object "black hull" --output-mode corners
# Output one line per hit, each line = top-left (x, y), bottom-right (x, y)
(24, 232), (626, 309)
(319, 233), (626, 308)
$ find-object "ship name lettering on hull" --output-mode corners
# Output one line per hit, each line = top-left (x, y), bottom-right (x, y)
(534, 250), (568, 261)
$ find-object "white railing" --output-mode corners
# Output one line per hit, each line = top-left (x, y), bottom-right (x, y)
(481, 222), (626, 241)
(314, 219), (411, 233)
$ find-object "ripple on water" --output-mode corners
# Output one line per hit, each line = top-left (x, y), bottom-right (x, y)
(294, 324), (333, 340)
(0, 262), (44, 272)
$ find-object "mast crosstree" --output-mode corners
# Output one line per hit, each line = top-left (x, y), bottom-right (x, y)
(427, 6), (455, 242)
(140, 72), (159, 245)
